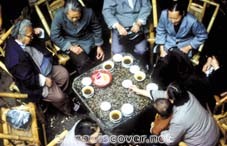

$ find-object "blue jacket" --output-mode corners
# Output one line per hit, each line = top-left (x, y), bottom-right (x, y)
(102, 0), (151, 28)
(50, 8), (103, 54)
(156, 10), (208, 51)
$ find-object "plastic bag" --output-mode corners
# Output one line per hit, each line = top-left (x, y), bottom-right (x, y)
(6, 109), (32, 130)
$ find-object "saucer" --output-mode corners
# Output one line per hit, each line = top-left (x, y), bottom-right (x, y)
(81, 77), (92, 86)
(113, 54), (123, 62)
(121, 103), (134, 117)
(122, 79), (133, 88)
(100, 101), (111, 111)
(146, 83), (159, 91)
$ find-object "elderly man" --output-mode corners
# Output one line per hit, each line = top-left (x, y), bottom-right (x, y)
(51, 0), (105, 74)
(4, 19), (72, 116)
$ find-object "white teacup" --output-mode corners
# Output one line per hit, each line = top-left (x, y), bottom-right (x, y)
(146, 83), (159, 91)
(109, 110), (122, 123)
(122, 56), (133, 68)
(134, 71), (146, 81)
(121, 103), (134, 117)
(82, 86), (94, 98)
(113, 54), (123, 62)
(102, 60), (114, 72)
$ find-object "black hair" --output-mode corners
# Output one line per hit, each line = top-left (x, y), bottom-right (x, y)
(167, 82), (190, 106)
(168, 0), (189, 16)
(74, 118), (99, 136)
(154, 98), (173, 118)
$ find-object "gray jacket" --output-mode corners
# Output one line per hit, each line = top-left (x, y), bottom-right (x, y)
(102, 0), (151, 28)
(50, 8), (103, 54)
(160, 92), (220, 146)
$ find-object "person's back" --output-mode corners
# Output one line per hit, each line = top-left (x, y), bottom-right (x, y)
(159, 83), (220, 146)
(163, 92), (219, 145)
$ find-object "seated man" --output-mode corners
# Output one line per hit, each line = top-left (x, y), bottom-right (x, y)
(130, 82), (220, 146)
(4, 19), (72, 116)
(50, 0), (105, 74)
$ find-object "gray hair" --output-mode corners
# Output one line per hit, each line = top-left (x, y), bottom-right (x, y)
(64, 0), (82, 14)
(11, 19), (32, 39)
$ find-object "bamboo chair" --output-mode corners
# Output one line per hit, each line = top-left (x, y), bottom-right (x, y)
(0, 102), (41, 146)
(46, 130), (68, 146)
(0, 25), (48, 146)
(188, 0), (220, 66)
(32, 0), (70, 65)
(213, 92), (227, 146)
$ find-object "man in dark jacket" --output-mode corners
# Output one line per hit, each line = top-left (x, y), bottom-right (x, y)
(4, 19), (72, 115)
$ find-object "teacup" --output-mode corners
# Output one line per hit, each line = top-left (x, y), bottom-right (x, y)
(109, 110), (122, 123)
(82, 86), (94, 98)
(102, 61), (114, 72)
(134, 71), (146, 81)
(146, 83), (159, 91)
(122, 56), (133, 68)
(121, 103), (134, 117)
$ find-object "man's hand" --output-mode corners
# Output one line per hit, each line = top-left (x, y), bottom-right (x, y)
(131, 21), (141, 33)
(180, 45), (192, 54)
(45, 77), (52, 87)
(202, 57), (212, 73)
(211, 56), (220, 70)
(96, 46), (105, 61)
(160, 45), (167, 57)
(70, 45), (83, 55)
(116, 23), (128, 36)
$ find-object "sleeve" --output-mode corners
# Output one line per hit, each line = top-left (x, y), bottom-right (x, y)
(155, 11), (168, 46)
(136, 0), (151, 25)
(90, 10), (104, 46)
(190, 20), (208, 49)
(160, 121), (186, 146)
(102, 0), (119, 28)
(50, 10), (72, 53)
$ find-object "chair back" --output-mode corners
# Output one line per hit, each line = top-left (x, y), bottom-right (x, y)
(188, 0), (220, 65)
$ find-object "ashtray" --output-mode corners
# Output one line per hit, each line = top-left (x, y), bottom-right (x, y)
(91, 69), (112, 88)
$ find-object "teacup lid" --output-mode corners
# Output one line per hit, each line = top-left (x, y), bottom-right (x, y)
(122, 79), (133, 88)
(129, 65), (140, 74)
(81, 77), (92, 86)
(146, 83), (158, 91)
(113, 54), (123, 62)
(121, 103), (134, 116)
(100, 101), (111, 111)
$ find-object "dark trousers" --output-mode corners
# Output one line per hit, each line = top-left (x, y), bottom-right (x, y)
(69, 50), (96, 75)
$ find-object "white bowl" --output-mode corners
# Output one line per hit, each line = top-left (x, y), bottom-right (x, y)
(82, 86), (94, 98)
(100, 101), (111, 111)
(121, 103), (134, 117)
(102, 60), (114, 72)
(121, 56), (133, 68)
(81, 77), (92, 86)
(122, 79), (133, 88)
(146, 83), (159, 91)
(109, 110), (122, 123)
(134, 71), (146, 81)
(129, 65), (140, 74)
(113, 54), (123, 62)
